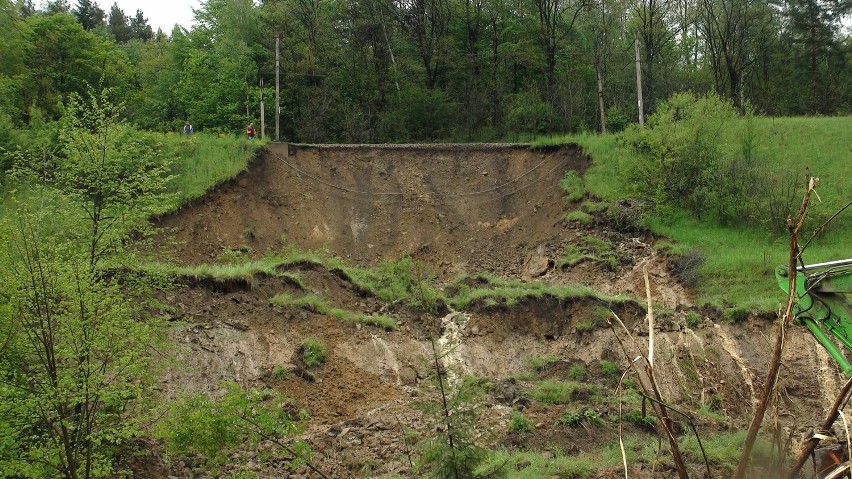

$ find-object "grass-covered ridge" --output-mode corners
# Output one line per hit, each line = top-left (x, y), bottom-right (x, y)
(269, 292), (398, 330)
(137, 248), (639, 320)
(534, 114), (851, 310)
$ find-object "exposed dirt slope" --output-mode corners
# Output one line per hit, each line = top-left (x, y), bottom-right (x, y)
(146, 144), (841, 479)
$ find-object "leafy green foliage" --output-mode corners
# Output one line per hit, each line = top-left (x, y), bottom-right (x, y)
(417, 367), (495, 479)
(556, 408), (604, 427)
(155, 382), (309, 471)
(0, 206), (159, 479)
(50, 88), (174, 270)
(299, 337), (327, 367)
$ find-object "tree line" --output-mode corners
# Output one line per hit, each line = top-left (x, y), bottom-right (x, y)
(0, 0), (849, 144)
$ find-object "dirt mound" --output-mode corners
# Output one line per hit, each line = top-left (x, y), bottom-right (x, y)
(145, 144), (843, 479)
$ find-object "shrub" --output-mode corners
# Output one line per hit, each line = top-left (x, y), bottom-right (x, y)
(557, 408), (603, 427)
(508, 412), (534, 433)
(623, 409), (656, 429)
(670, 249), (705, 288)
(155, 382), (307, 471)
(300, 337), (326, 367)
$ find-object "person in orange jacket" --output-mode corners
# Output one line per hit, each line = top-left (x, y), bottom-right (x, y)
(246, 123), (256, 140)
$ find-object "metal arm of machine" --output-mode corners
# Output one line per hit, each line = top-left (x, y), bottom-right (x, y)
(777, 258), (852, 377)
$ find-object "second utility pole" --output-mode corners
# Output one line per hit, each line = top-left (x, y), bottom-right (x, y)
(275, 32), (280, 141)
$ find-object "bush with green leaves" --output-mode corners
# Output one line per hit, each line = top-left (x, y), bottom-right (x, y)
(556, 408), (604, 427)
(622, 93), (771, 227)
(155, 382), (310, 472)
(300, 337), (327, 367)
(0, 205), (160, 479)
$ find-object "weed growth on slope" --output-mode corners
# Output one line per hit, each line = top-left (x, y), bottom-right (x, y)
(299, 337), (327, 367)
(269, 292), (397, 330)
(448, 273), (624, 310)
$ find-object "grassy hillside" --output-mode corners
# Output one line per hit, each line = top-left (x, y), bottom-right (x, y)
(545, 115), (851, 310)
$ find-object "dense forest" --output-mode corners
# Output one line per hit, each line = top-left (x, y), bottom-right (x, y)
(0, 0), (850, 143)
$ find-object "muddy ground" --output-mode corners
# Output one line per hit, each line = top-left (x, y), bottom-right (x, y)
(143, 143), (844, 478)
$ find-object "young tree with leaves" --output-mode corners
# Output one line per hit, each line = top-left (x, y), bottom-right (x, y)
(54, 88), (174, 272)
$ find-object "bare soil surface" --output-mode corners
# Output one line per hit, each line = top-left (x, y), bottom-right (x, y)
(143, 143), (841, 479)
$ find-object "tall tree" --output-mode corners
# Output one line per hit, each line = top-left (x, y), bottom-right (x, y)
(530, 0), (590, 100)
(129, 9), (152, 40)
(700, 0), (773, 113)
(107, 2), (131, 42)
(632, 0), (677, 113)
(73, 0), (104, 30)
(784, 0), (850, 113)
(392, 0), (452, 88)
(44, 0), (70, 14)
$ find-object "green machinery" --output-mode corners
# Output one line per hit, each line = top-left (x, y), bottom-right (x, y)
(777, 258), (852, 377)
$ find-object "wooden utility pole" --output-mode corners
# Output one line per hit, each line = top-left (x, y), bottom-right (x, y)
(634, 30), (644, 127)
(275, 33), (280, 142)
(259, 77), (265, 139)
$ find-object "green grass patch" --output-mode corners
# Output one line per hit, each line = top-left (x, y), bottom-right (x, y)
(528, 355), (561, 371)
(581, 200), (609, 214)
(559, 236), (621, 270)
(163, 133), (263, 210)
(563, 210), (593, 224)
(679, 431), (775, 470)
(598, 360), (620, 377)
(269, 292), (397, 330)
(623, 409), (656, 429)
(449, 273), (627, 310)
(560, 170), (585, 202)
(299, 337), (326, 367)
(476, 450), (598, 479)
(508, 412), (534, 433)
(529, 380), (597, 404)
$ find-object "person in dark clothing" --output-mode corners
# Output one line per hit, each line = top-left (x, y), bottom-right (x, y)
(246, 123), (256, 140)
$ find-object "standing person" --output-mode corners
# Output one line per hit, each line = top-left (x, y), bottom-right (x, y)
(183, 121), (193, 135)
(246, 123), (256, 140)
